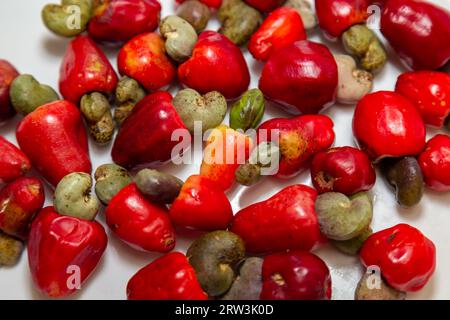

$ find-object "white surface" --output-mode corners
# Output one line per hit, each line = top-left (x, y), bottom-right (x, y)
(0, 0), (449, 300)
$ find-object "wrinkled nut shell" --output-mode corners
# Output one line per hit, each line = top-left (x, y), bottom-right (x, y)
(187, 231), (246, 297)
(134, 169), (183, 204)
(284, 0), (317, 30)
(230, 88), (265, 131)
(222, 257), (263, 300)
(160, 16), (198, 62)
(335, 55), (373, 105)
(355, 272), (406, 300)
(42, 0), (92, 37)
(54, 172), (100, 221)
(316, 192), (373, 241)
(332, 227), (372, 255)
(114, 77), (146, 125)
(81, 92), (114, 143)
(0, 232), (24, 266)
(176, 0), (211, 33)
(94, 164), (132, 205)
(173, 89), (227, 134)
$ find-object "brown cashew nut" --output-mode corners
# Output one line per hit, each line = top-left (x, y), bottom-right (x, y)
(160, 16), (198, 62)
(80, 92), (115, 143)
(221, 257), (263, 300)
(0, 232), (24, 266)
(114, 76), (146, 126)
(355, 272), (406, 300)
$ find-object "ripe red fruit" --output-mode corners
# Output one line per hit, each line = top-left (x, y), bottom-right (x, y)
(418, 134), (450, 192)
(0, 59), (19, 122)
(0, 136), (30, 184)
(244, 0), (284, 12)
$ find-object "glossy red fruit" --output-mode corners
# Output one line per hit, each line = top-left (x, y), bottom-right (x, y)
(106, 183), (175, 252)
(395, 71), (450, 128)
(28, 207), (107, 298)
(380, 0), (450, 70)
(315, 0), (370, 38)
(59, 35), (118, 104)
(16, 100), (91, 187)
(418, 134), (450, 192)
(257, 115), (335, 179)
(360, 224), (436, 292)
(111, 91), (187, 169)
(178, 31), (250, 99)
(353, 91), (426, 162)
(88, 0), (161, 43)
(0, 136), (30, 184)
(311, 146), (376, 195)
(0, 59), (19, 122)
(127, 252), (208, 300)
(249, 7), (306, 61)
(0, 177), (45, 240)
(259, 40), (338, 115)
(261, 251), (332, 300)
(169, 175), (233, 231)
(118, 32), (175, 92)
(230, 185), (324, 254)
(244, 0), (284, 12)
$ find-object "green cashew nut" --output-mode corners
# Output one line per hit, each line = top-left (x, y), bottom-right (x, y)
(316, 192), (373, 241)
(284, 0), (317, 30)
(94, 164), (132, 205)
(218, 0), (262, 46)
(222, 257), (263, 300)
(187, 231), (246, 297)
(0, 232), (24, 267)
(54, 172), (100, 221)
(331, 227), (372, 255)
(135, 169), (183, 204)
(176, 0), (211, 33)
(10, 74), (59, 115)
(173, 89), (227, 134)
(114, 76), (146, 125)
(355, 272), (406, 300)
(42, 0), (92, 37)
(80, 92), (115, 144)
(160, 16), (198, 63)
(230, 88), (265, 131)
(342, 24), (387, 72)
(382, 157), (424, 208)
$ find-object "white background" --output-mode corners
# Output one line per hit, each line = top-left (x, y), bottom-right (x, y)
(0, 0), (449, 300)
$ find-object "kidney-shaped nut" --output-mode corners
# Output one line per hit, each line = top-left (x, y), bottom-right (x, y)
(0, 232), (24, 266)
(173, 89), (227, 134)
(342, 24), (387, 72)
(335, 55), (373, 105)
(187, 230), (246, 297)
(355, 272), (406, 300)
(316, 192), (373, 241)
(176, 0), (211, 33)
(94, 164), (132, 205)
(222, 257), (263, 300)
(135, 169), (184, 204)
(331, 227), (372, 255)
(230, 88), (265, 131)
(42, 0), (92, 37)
(284, 0), (317, 30)
(114, 76), (146, 125)
(218, 0), (262, 46)
(54, 172), (100, 221)
(382, 156), (424, 208)
(160, 16), (198, 63)
(80, 92), (115, 144)
(10, 74), (60, 115)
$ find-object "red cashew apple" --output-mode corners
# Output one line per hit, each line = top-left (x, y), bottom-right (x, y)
(380, 0), (450, 70)
(360, 224), (436, 292)
(230, 185), (324, 254)
(118, 32), (175, 92)
(418, 134), (450, 192)
(261, 251), (332, 300)
(112, 91), (188, 169)
(0, 136), (31, 184)
(0, 177), (45, 240)
(106, 183), (176, 252)
(259, 40), (338, 115)
(311, 146), (376, 195)
(127, 252), (208, 300)
(257, 115), (335, 179)
(178, 31), (250, 99)
(16, 100), (91, 187)
(88, 0), (161, 43)
(352, 91), (426, 162)
(169, 175), (233, 231)
(28, 207), (107, 298)
(244, 0), (284, 12)
(59, 35), (118, 104)
(0, 59), (19, 122)
(395, 71), (450, 128)
(249, 7), (306, 61)
(315, 0), (370, 38)
(200, 125), (253, 191)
